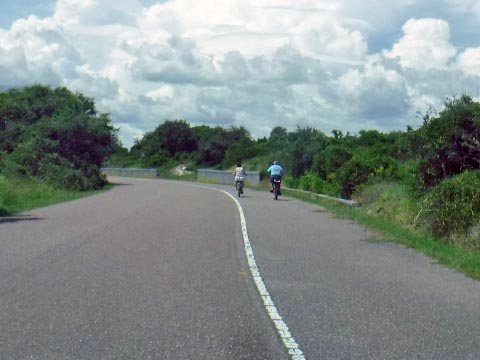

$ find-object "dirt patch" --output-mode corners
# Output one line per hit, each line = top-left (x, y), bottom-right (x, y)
(171, 164), (194, 176)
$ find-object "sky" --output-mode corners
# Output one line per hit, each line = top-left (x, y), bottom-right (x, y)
(1, 0), (480, 148)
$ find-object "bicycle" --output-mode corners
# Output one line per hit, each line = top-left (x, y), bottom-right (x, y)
(236, 178), (245, 197)
(272, 176), (281, 200)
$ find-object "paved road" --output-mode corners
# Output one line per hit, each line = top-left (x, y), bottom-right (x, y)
(1, 177), (480, 359)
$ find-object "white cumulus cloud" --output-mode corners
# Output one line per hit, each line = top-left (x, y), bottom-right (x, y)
(384, 18), (457, 71)
(0, 0), (479, 147)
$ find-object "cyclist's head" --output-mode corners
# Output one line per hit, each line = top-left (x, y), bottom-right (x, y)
(237, 163), (242, 167)
(273, 161), (278, 165)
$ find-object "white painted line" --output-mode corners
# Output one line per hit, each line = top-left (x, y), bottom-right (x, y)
(199, 186), (306, 360)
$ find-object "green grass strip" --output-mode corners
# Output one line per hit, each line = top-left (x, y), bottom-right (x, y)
(0, 176), (111, 215)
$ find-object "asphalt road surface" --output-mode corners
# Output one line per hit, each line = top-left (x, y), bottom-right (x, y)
(1, 177), (480, 359)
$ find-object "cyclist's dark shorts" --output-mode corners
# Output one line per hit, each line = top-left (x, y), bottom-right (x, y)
(270, 175), (282, 183)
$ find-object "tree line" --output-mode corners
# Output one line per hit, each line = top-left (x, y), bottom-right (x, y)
(113, 95), (480, 196)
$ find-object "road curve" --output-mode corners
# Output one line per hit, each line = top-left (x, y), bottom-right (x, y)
(1, 177), (480, 359)
(0, 177), (286, 359)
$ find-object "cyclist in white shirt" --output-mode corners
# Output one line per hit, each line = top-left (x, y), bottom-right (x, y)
(232, 163), (247, 188)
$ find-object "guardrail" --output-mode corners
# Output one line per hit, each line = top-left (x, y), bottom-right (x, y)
(101, 167), (356, 206)
(284, 187), (358, 207)
(197, 169), (261, 186)
(101, 168), (158, 177)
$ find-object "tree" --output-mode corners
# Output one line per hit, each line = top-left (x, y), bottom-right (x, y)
(193, 125), (229, 165)
(0, 85), (116, 189)
(155, 119), (197, 156)
(417, 95), (480, 187)
(314, 145), (353, 177)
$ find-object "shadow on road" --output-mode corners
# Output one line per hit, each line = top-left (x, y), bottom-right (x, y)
(0, 215), (44, 224)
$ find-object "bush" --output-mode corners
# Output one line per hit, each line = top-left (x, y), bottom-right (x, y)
(1, 158), (29, 179)
(322, 174), (342, 197)
(420, 170), (480, 239)
(396, 159), (421, 194)
(449, 221), (480, 252)
(223, 139), (257, 167)
(298, 171), (326, 193)
(314, 145), (352, 176)
(298, 172), (312, 191)
(335, 156), (376, 199)
(285, 176), (300, 189)
(335, 155), (399, 199)
(2, 141), (41, 177)
(37, 153), (81, 190)
(0, 85), (116, 191)
(416, 95), (480, 188)
(0, 175), (13, 214)
(355, 181), (420, 227)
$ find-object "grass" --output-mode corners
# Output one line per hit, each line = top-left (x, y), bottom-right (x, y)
(0, 175), (111, 215)
(283, 188), (480, 280)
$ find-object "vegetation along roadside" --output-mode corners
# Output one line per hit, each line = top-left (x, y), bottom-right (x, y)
(0, 84), (118, 215)
(0, 175), (111, 215)
(2, 84), (479, 280)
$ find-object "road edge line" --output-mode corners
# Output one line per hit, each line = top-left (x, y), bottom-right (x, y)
(199, 186), (306, 360)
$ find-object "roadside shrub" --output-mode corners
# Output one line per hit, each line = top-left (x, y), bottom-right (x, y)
(2, 141), (40, 177)
(0, 85), (115, 192)
(0, 175), (13, 214)
(314, 145), (353, 176)
(1, 158), (29, 179)
(449, 221), (480, 252)
(322, 174), (342, 197)
(420, 170), (480, 239)
(299, 172), (313, 191)
(416, 95), (480, 188)
(355, 181), (419, 227)
(285, 176), (300, 189)
(310, 175), (325, 193)
(286, 173), (341, 197)
(335, 156), (376, 199)
(37, 154), (83, 190)
(298, 171), (325, 193)
(81, 164), (107, 189)
(396, 159), (422, 194)
(223, 139), (257, 167)
(335, 155), (399, 199)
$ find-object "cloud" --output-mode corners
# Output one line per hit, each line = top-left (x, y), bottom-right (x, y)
(456, 48), (480, 76)
(131, 36), (218, 85)
(446, 0), (480, 17)
(1, 0), (480, 148)
(54, 0), (142, 26)
(146, 84), (174, 100)
(0, 15), (82, 86)
(338, 58), (409, 124)
(384, 18), (457, 71)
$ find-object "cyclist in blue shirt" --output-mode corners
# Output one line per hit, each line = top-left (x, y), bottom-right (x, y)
(267, 161), (284, 194)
